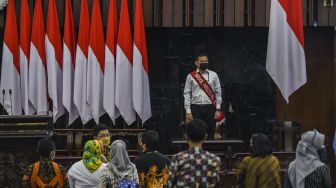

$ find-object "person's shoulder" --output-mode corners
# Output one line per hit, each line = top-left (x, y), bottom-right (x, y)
(156, 152), (171, 161)
(207, 69), (218, 74)
(205, 151), (220, 161)
(172, 150), (188, 160)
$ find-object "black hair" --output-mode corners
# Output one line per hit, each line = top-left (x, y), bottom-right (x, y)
(92, 123), (109, 137)
(195, 52), (208, 61)
(186, 119), (207, 142)
(37, 136), (55, 158)
(251, 133), (272, 157)
(141, 130), (159, 151)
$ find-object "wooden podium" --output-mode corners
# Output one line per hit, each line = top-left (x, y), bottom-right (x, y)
(0, 115), (53, 187)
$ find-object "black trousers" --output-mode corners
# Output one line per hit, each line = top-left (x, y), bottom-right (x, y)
(190, 104), (216, 140)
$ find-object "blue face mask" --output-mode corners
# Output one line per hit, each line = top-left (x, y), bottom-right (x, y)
(199, 63), (208, 70)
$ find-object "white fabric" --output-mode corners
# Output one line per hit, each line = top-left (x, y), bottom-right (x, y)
(0, 44), (22, 115)
(63, 44), (79, 125)
(45, 36), (65, 122)
(132, 46), (151, 123)
(103, 46), (119, 123)
(266, 0), (306, 103)
(68, 160), (107, 188)
(20, 48), (35, 114)
(115, 45), (136, 125)
(28, 44), (48, 115)
(74, 46), (92, 124)
(87, 47), (105, 124)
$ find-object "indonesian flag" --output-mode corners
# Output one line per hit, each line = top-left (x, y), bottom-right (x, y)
(0, 0), (22, 115)
(87, 0), (105, 124)
(20, 0), (35, 115)
(133, 0), (151, 124)
(46, 0), (65, 122)
(103, 0), (119, 124)
(63, 0), (79, 125)
(116, 0), (136, 125)
(74, 0), (92, 124)
(266, 0), (307, 103)
(29, 0), (48, 115)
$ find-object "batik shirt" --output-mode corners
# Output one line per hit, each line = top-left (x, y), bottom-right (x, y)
(22, 157), (68, 187)
(167, 147), (221, 188)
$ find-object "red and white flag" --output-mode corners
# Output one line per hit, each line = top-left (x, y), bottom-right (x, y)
(29, 0), (48, 115)
(87, 0), (105, 124)
(74, 0), (92, 124)
(46, 0), (65, 122)
(266, 0), (307, 103)
(20, 0), (35, 115)
(103, 0), (119, 124)
(116, 0), (136, 125)
(133, 0), (152, 124)
(0, 0), (22, 115)
(63, 0), (79, 125)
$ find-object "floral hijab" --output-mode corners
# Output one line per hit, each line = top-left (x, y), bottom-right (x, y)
(82, 140), (103, 173)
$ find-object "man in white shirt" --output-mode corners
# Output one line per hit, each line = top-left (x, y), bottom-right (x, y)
(183, 54), (222, 140)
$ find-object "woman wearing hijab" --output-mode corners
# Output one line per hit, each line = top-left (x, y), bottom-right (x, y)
(236, 133), (281, 188)
(99, 140), (139, 188)
(285, 130), (331, 188)
(68, 140), (108, 187)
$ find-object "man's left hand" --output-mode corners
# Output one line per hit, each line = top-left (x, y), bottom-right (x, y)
(214, 111), (221, 119)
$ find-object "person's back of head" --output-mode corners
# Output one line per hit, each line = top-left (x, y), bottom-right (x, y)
(37, 136), (55, 158)
(250, 133), (272, 157)
(141, 130), (159, 152)
(185, 119), (207, 143)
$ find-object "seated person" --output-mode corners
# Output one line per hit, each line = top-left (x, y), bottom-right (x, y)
(167, 119), (221, 187)
(99, 140), (139, 187)
(236, 133), (281, 188)
(133, 131), (171, 187)
(93, 123), (111, 163)
(285, 130), (331, 188)
(22, 136), (68, 187)
(68, 140), (108, 187)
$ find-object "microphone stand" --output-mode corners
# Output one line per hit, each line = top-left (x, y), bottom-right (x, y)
(2, 89), (5, 115)
(9, 89), (12, 115)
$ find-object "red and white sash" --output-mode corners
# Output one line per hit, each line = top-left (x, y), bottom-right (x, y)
(190, 70), (224, 123)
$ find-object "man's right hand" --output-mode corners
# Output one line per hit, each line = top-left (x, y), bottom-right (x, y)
(186, 113), (193, 122)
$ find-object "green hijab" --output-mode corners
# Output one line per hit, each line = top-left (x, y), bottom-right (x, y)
(82, 140), (103, 173)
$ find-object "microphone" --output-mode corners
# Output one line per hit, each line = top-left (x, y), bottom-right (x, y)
(9, 89), (12, 115)
(1, 89), (5, 115)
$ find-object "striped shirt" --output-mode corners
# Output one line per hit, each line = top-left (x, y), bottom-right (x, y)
(235, 155), (281, 188)
(285, 165), (331, 188)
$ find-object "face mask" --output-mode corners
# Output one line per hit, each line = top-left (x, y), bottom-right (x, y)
(101, 137), (111, 148)
(199, 63), (208, 70)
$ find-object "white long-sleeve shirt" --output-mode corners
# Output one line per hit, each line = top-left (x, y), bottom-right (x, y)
(183, 69), (222, 113)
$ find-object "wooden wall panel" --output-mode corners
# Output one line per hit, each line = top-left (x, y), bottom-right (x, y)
(215, 0), (223, 26)
(102, 0), (109, 27)
(73, 0), (81, 27)
(234, 0), (244, 26)
(57, 0), (65, 27)
(328, 4), (336, 26)
(265, 0), (271, 26)
(193, 0), (204, 27)
(255, 0), (266, 26)
(223, 0), (234, 26)
(143, 0), (153, 26)
(204, 0), (214, 27)
(173, 0), (183, 27)
(302, 0), (307, 26)
(318, 0), (329, 26)
(162, 0), (173, 27)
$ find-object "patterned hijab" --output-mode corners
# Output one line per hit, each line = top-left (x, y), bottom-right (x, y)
(82, 140), (103, 173)
(107, 140), (136, 179)
(288, 130), (325, 188)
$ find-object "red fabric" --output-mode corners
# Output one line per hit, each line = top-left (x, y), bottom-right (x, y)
(77, 0), (90, 59)
(117, 0), (133, 63)
(134, 0), (149, 74)
(31, 0), (46, 67)
(46, 0), (63, 69)
(64, 0), (76, 66)
(278, 0), (304, 47)
(20, 0), (30, 60)
(106, 0), (118, 57)
(4, 0), (19, 73)
(89, 0), (105, 72)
